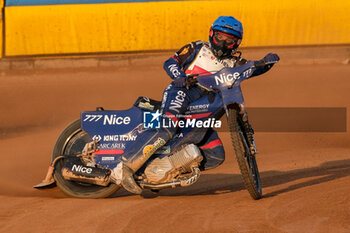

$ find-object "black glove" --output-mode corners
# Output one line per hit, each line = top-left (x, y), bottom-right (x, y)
(174, 76), (187, 88)
(254, 53), (280, 68)
(263, 53), (280, 65)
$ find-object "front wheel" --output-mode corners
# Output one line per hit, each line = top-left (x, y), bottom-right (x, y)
(52, 119), (120, 198)
(228, 107), (262, 200)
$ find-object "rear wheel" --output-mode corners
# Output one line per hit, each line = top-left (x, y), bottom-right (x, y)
(228, 107), (262, 200)
(52, 119), (120, 198)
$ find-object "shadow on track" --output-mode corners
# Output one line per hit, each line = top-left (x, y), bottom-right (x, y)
(118, 158), (350, 199)
(5, 158), (350, 199)
(262, 158), (350, 197)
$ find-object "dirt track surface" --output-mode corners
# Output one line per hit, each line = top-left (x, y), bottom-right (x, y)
(1, 49), (350, 233)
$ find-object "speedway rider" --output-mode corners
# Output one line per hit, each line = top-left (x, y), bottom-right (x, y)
(111, 16), (280, 194)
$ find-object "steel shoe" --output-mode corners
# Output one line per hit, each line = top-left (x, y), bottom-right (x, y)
(110, 162), (142, 195)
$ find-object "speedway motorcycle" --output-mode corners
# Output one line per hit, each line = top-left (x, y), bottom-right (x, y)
(34, 59), (277, 200)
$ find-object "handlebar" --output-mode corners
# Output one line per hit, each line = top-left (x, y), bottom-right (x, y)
(185, 76), (198, 89)
(254, 59), (278, 68)
(184, 58), (279, 90)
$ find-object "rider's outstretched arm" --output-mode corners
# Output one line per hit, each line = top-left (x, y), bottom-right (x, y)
(251, 53), (280, 77)
(251, 63), (275, 77)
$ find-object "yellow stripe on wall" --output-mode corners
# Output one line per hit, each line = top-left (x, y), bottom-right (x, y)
(0, 0), (3, 58)
(4, 0), (350, 56)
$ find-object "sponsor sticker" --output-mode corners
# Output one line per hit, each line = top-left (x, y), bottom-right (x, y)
(138, 102), (155, 111)
(102, 157), (115, 161)
(142, 138), (166, 157)
(168, 64), (182, 78)
(187, 104), (209, 113)
(83, 114), (103, 122)
(179, 46), (189, 55)
(214, 72), (240, 85)
(92, 135), (137, 142)
(169, 90), (186, 113)
(83, 114), (131, 125)
(92, 135), (102, 141)
(98, 143), (126, 150)
(72, 165), (92, 174)
(103, 115), (131, 125)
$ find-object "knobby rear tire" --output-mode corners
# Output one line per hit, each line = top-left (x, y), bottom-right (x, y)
(228, 107), (262, 200)
(52, 119), (120, 198)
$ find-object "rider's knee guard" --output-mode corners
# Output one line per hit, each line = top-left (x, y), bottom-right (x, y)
(199, 139), (225, 170)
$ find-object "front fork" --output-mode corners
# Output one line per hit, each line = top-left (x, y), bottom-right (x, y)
(237, 104), (258, 155)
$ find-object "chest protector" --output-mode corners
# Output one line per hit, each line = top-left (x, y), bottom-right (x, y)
(185, 45), (235, 75)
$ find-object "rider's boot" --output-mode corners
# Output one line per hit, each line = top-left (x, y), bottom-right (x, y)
(110, 129), (172, 194)
(110, 162), (143, 195)
(238, 104), (257, 154)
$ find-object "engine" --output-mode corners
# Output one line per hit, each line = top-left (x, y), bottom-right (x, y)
(143, 144), (203, 184)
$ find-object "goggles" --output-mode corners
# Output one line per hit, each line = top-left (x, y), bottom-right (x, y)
(213, 31), (240, 48)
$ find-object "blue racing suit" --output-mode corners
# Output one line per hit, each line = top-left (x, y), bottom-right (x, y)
(161, 41), (272, 170)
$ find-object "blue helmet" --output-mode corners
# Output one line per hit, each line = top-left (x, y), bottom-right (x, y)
(209, 16), (243, 59)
